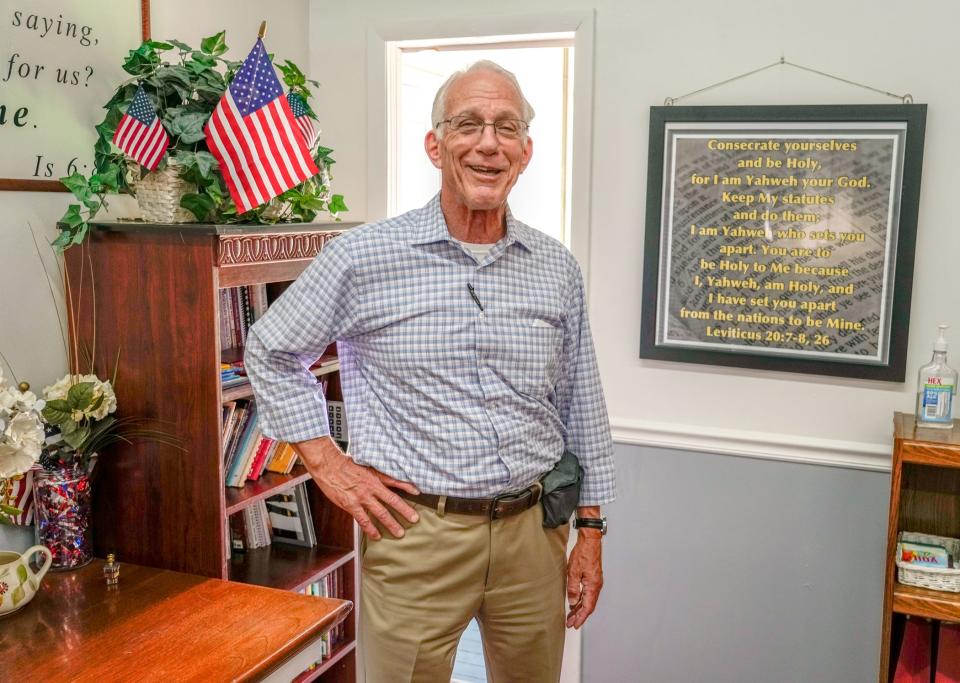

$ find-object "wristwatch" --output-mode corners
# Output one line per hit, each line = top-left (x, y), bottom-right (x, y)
(573, 516), (607, 535)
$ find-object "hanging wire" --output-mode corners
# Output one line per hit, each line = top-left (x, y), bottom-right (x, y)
(665, 56), (913, 105)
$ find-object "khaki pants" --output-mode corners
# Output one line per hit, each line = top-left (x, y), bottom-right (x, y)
(360, 500), (570, 683)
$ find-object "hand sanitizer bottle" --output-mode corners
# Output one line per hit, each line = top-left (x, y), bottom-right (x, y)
(916, 325), (957, 429)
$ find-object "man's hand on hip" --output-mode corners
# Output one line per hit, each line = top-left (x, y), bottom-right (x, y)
(294, 437), (420, 540)
(566, 505), (604, 629)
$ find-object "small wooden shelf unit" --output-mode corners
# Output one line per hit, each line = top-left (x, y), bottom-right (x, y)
(66, 220), (361, 682)
(880, 412), (960, 681)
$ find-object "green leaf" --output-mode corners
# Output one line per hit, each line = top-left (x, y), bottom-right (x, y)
(122, 43), (161, 76)
(52, 230), (73, 249)
(180, 193), (216, 221)
(42, 403), (71, 425)
(165, 110), (208, 144)
(67, 381), (96, 410)
(146, 40), (175, 50)
(155, 64), (192, 88)
(95, 105), (125, 142)
(60, 173), (89, 200)
(70, 225), (89, 245)
(11, 585), (24, 606)
(167, 39), (193, 52)
(89, 392), (105, 412)
(62, 424), (91, 450)
(0, 504), (21, 516)
(59, 418), (78, 437)
(328, 194), (348, 214)
(278, 60), (306, 87)
(190, 52), (217, 68)
(16, 564), (27, 584)
(200, 31), (228, 57)
(59, 204), (84, 229)
(103, 82), (138, 111)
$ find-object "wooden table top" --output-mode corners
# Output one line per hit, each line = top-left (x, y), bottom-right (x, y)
(0, 560), (352, 682)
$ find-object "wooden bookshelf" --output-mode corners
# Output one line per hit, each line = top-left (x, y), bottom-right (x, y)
(224, 465), (314, 515)
(222, 361), (340, 403)
(892, 582), (960, 621)
(879, 412), (960, 682)
(294, 641), (358, 683)
(230, 544), (356, 592)
(67, 221), (361, 683)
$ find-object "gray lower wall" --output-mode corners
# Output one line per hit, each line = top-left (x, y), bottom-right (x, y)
(583, 443), (891, 683)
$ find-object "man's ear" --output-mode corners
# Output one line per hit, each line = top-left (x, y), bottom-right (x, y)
(424, 130), (442, 169)
(519, 135), (533, 174)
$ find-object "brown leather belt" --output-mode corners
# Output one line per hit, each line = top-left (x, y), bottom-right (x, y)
(396, 482), (543, 520)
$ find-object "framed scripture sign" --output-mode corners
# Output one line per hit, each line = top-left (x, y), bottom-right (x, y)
(0, 0), (150, 192)
(640, 104), (926, 381)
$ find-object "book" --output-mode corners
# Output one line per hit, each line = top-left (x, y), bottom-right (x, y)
(267, 483), (315, 547)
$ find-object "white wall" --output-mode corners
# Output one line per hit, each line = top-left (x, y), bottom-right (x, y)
(0, 0), (311, 549)
(310, 0), (959, 455)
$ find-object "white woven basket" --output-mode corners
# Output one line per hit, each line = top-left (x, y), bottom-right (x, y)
(897, 531), (960, 592)
(135, 160), (198, 224)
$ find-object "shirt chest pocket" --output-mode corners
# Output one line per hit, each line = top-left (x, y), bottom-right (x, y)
(498, 321), (564, 399)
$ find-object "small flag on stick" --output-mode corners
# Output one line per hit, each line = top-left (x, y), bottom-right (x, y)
(204, 38), (319, 214)
(112, 86), (170, 170)
(287, 93), (320, 150)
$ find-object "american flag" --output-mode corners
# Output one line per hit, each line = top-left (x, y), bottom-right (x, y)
(287, 93), (320, 149)
(112, 86), (170, 170)
(204, 39), (319, 214)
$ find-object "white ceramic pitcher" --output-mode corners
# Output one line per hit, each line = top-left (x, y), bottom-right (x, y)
(0, 545), (52, 616)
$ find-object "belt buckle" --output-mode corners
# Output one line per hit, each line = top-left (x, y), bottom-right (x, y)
(490, 484), (539, 520)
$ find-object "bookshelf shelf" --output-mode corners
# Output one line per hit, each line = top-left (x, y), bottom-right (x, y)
(892, 582), (960, 621)
(222, 361), (340, 404)
(293, 641), (358, 683)
(230, 544), (355, 593)
(70, 222), (359, 682)
(879, 412), (960, 681)
(224, 466), (314, 516)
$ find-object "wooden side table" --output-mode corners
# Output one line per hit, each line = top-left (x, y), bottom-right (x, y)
(0, 560), (352, 681)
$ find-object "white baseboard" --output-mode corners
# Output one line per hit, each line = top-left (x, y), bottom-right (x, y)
(610, 418), (891, 472)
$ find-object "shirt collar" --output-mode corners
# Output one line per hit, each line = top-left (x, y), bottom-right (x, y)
(409, 193), (535, 253)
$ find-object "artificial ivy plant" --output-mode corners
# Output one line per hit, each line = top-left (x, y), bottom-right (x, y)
(55, 31), (347, 250)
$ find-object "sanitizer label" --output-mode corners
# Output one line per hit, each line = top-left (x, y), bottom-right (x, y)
(922, 384), (954, 422)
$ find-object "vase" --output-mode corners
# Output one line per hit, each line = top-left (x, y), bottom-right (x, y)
(32, 466), (93, 570)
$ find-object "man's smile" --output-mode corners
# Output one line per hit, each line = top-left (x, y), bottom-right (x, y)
(466, 164), (504, 178)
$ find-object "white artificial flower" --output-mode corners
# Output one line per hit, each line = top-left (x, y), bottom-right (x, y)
(43, 373), (118, 421)
(0, 442), (37, 479)
(0, 388), (15, 413)
(0, 413), (43, 478)
(5, 412), (44, 451)
(42, 374), (75, 402)
(12, 389), (39, 412)
(88, 379), (117, 420)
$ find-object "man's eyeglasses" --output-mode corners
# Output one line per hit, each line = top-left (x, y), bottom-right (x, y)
(435, 115), (529, 140)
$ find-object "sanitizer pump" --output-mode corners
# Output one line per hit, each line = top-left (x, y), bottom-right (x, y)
(916, 325), (958, 428)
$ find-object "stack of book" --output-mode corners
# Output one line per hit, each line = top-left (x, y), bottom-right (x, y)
(223, 400), (285, 487)
(229, 500), (273, 552)
(299, 565), (348, 663)
(265, 483), (316, 547)
(228, 482), (317, 556)
(220, 361), (247, 390)
(219, 284), (269, 352)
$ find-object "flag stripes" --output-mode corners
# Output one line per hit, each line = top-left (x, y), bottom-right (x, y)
(111, 86), (170, 171)
(204, 38), (318, 214)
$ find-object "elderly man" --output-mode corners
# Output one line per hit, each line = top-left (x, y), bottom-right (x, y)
(245, 60), (615, 682)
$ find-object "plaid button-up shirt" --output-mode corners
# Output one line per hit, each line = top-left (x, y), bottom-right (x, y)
(245, 194), (616, 505)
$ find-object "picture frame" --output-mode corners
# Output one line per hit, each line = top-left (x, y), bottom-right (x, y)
(639, 104), (926, 381)
(0, 0), (151, 192)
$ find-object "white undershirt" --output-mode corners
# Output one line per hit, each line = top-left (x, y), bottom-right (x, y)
(456, 239), (496, 263)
